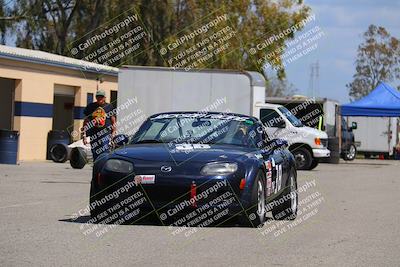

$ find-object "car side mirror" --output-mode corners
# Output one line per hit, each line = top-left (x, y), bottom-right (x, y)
(275, 121), (286, 128)
(351, 122), (357, 130)
(113, 134), (129, 147)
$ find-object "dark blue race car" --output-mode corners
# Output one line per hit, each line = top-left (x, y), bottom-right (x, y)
(89, 112), (298, 227)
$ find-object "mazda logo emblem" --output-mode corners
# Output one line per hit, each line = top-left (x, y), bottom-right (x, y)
(161, 166), (172, 172)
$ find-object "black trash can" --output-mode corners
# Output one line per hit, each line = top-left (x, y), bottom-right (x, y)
(0, 129), (19, 165)
(47, 130), (70, 160)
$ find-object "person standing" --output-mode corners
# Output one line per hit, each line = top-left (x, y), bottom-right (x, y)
(82, 90), (116, 161)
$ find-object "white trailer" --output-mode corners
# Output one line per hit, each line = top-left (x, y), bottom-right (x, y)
(117, 66), (265, 135)
(348, 116), (399, 157)
(117, 66), (330, 170)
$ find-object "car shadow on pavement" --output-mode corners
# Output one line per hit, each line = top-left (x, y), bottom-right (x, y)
(59, 215), (167, 226)
(59, 215), (275, 228)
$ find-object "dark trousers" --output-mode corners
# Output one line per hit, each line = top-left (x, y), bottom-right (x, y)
(90, 132), (111, 161)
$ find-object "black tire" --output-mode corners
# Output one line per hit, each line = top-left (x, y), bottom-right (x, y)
(89, 179), (109, 223)
(89, 175), (114, 223)
(239, 171), (266, 227)
(89, 179), (101, 220)
(309, 158), (319, 170)
(49, 143), (70, 163)
(271, 168), (298, 220)
(343, 144), (356, 161)
(46, 130), (70, 160)
(291, 147), (312, 170)
(70, 147), (87, 169)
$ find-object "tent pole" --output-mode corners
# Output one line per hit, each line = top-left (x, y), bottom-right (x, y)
(337, 105), (342, 157)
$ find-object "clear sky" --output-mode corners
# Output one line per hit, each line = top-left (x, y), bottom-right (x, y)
(285, 0), (400, 103)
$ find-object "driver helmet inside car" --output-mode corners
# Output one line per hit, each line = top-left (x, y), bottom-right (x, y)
(231, 121), (262, 147)
(232, 124), (248, 144)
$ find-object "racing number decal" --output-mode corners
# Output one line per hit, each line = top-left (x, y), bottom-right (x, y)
(274, 164), (283, 194)
(265, 159), (283, 196)
(264, 160), (273, 196)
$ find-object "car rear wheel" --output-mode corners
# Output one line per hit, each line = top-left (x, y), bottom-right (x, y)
(344, 144), (356, 161)
(239, 171), (266, 227)
(292, 147), (312, 170)
(271, 169), (298, 220)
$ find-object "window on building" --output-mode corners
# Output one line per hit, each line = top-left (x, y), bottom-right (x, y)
(0, 77), (16, 130)
(110, 90), (117, 108)
(87, 93), (93, 104)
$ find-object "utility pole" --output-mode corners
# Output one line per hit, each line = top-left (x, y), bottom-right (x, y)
(308, 63), (314, 97)
(308, 61), (319, 97)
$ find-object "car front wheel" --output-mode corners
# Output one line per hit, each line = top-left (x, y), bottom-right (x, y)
(292, 147), (312, 170)
(239, 171), (266, 227)
(309, 158), (319, 170)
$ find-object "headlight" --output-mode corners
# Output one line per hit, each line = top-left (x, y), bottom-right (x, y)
(200, 162), (238, 175)
(314, 138), (321, 146)
(104, 159), (133, 173)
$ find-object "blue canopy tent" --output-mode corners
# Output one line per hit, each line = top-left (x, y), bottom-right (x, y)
(340, 82), (400, 117)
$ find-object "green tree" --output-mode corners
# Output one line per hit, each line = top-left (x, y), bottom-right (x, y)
(3, 0), (310, 80)
(347, 24), (400, 100)
(0, 0), (6, 44)
(0, 0), (22, 44)
(7, 0), (83, 54)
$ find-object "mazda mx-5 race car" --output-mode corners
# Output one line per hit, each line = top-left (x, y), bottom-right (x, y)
(89, 112), (298, 227)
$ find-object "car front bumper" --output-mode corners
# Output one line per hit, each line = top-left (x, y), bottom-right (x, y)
(312, 148), (330, 158)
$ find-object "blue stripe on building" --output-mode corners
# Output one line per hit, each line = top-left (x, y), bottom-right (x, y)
(14, 101), (86, 119)
(73, 107), (86, 120)
(14, 101), (53, 117)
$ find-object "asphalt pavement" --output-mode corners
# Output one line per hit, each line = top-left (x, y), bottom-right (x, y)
(0, 159), (399, 266)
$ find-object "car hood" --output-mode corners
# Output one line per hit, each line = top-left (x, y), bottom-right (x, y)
(114, 143), (257, 163)
(296, 126), (328, 139)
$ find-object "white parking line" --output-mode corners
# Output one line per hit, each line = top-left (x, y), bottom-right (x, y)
(0, 201), (43, 209)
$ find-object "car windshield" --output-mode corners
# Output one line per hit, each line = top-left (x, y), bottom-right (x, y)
(278, 106), (303, 127)
(131, 113), (263, 148)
